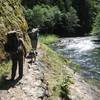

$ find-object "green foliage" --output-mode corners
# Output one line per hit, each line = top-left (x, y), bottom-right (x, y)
(24, 2), (79, 36)
(64, 0), (72, 11)
(54, 7), (79, 36)
(40, 43), (74, 99)
(40, 35), (59, 45)
(59, 76), (73, 99)
(0, 61), (11, 80)
(51, 76), (74, 100)
(92, 13), (100, 37)
(25, 5), (61, 29)
(91, 1), (100, 37)
(56, 0), (72, 12)
(67, 60), (81, 73)
(23, 0), (100, 36)
(40, 43), (68, 71)
(63, 7), (79, 34)
(72, 0), (98, 34)
(56, 0), (65, 12)
(24, 9), (34, 27)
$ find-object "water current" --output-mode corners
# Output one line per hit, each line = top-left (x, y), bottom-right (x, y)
(51, 36), (100, 87)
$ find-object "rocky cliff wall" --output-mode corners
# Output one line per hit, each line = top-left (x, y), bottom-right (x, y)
(0, 0), (28, 60)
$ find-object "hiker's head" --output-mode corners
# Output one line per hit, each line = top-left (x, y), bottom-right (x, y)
(6, 31), (17, 38)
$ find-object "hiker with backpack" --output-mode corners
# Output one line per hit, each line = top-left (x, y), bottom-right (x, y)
(4, 31), (26, 80)
(27, 27), (39, 63)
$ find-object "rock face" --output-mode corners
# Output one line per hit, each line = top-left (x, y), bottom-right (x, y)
(0, 0), (28, 60)
(0, 0), (27, 47)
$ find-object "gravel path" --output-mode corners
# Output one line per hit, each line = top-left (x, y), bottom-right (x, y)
(0, 54), (49, 100)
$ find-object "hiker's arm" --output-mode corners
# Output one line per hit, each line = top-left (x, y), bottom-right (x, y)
(21, 40), (27, 57)
(23, 44), (27, 57)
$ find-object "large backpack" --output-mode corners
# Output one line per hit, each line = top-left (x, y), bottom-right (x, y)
(4, 32), (19, 53)
(28, 28), (39, 40)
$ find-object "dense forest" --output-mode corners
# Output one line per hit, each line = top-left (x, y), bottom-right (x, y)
(22, 0), (100, 37)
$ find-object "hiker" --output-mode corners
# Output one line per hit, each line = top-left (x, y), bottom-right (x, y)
(27, 27), (39, 63)
(4, 31), (26, 80)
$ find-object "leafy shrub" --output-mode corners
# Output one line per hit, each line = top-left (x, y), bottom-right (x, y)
(25, 4), (79, 36)
(40, 35), (59, 45)
(58, 76), (73, 100)
(54, 7), (80, 36)
(25, 5), (61, 31)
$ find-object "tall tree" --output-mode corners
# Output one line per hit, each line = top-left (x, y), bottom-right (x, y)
(92, 13), (100, 37)
(92, 1), (100, 37)
(56, 0), (65, 12)
(54, 7), (79, 36)
(72, 0), (97, 35)
(64, 0), (72, 11)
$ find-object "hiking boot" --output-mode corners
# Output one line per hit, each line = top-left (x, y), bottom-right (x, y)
(28, 60), (34, 64)
(35, 51), (38, 56)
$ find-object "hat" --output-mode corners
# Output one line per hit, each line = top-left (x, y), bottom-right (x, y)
(32, 28), (39, 33)
(6, 30), (17, 35)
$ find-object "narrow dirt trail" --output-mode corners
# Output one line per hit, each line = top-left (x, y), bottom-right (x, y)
(0, 51), (49, 100)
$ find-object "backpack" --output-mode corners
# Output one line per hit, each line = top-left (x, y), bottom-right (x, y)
(4, 33), (19, 53)
(28, 30), (39, 40)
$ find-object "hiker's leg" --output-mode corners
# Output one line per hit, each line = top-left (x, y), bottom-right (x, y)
(34, 39), (38, 51)
(32, 40), (38, 62)
(18, 53), (23, 78)
(11, 57), (17, 80)
(33, 51), (36, 62)
(31, 39), (38, 51)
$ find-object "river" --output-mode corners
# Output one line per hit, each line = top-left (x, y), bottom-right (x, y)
(51, 36), (100, 88)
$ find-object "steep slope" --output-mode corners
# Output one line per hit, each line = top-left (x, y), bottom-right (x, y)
(0, 0), (28, 60)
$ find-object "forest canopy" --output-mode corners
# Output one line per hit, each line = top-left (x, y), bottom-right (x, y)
(22, 0), (100, 37)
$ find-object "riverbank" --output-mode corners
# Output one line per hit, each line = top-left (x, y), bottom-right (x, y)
(40, 35), (100, 100)
(0, 35), (100, 100)
(40, 37), (100, 100)
(40, 43), (73, 100)
(69, 73), (100, 100)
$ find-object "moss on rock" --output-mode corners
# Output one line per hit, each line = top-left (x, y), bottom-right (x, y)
(0, 0), (28, 60)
